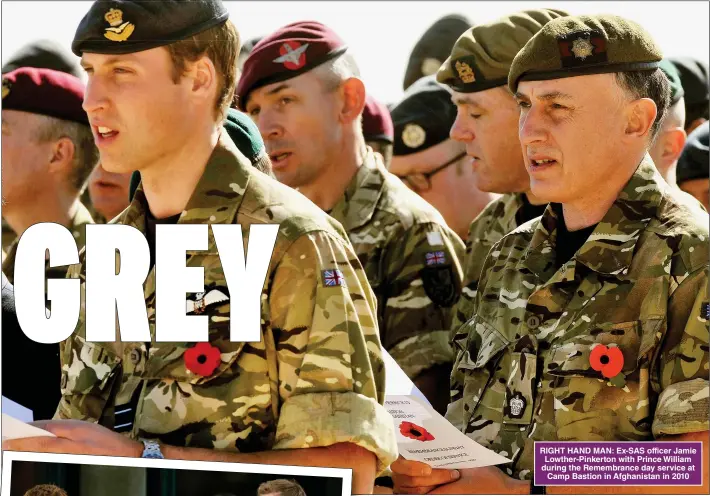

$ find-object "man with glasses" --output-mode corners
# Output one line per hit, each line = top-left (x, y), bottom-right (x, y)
(389, 76), (498, 241)
(238, 21), (465, 414)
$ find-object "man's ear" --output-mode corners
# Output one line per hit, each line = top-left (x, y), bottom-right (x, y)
(664, 127), (687, 164)
(188, 55), (218, 104)
(339, 77), (366, 124)
(47, 137), (75, 176)
(624, 97), (657, 140)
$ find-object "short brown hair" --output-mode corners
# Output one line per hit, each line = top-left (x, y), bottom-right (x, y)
(34, 115), (99, 193)
(24, 484), (69, 496)
(615, 68), (671, 142)
(257, 479), (306, 496)
(166, 20), (240, 122)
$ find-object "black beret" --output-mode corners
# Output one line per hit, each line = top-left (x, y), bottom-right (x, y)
(72, 0), (229, 56)
(669, 57), (709, 109)
(677, 121), (709, 184)
(403, 14), (474, 91)
(390, 76), (456, 156)
(2, 39), (83, 78)
(2, 67), (88, 125)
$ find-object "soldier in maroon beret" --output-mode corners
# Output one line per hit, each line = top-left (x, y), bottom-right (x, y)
(239, 21), (466, 416)
(361, 94), (394, 167)
(1, 67), (98, 284)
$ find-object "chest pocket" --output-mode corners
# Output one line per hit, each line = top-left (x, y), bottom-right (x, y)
(141, 251), (251, 385)
(456, 317), (539, 429)
(59, 335), (122, 422)
(544, 319), (662, 440)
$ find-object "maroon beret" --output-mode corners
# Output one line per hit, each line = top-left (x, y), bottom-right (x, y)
(362, 94), (394, 143)
(236, 21), (348, 110)
(2, 67), (88, 125)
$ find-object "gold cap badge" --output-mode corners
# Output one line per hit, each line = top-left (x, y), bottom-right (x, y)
(402, 123), (426, 149)
(103, 8), (135, 42)
(455, 61), (476, 84)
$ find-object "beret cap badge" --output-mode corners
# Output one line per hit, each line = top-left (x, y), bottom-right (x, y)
(455, 60), (476, 83)
(103, 8), (135, 42)
(421, 58), (442, 77)
(1, 80), (10, 99)
(402, 123), (427, 149)
(272, 41), (309, 70)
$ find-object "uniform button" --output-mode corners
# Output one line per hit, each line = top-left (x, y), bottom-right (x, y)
(130, 349), (141, 365)
(527, 315), (541, 329)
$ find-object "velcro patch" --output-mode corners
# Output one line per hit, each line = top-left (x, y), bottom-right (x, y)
(426, 231), (444, 246)
(420, 266), (459, 307)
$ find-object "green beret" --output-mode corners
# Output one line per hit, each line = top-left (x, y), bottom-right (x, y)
(659, 59), (684, 105)
(436, 9), (569, 93)
(72, 0), (229, 56)
(509, 14), (663, 93)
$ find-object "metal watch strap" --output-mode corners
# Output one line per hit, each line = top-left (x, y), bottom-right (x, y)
(140, 439), (164, 459)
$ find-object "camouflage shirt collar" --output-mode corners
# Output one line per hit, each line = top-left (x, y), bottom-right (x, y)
(122, 129), (250, 240)
(329, 148), (385, 231)
(525, 155), (663, 277)
(70, 200), (94, 246)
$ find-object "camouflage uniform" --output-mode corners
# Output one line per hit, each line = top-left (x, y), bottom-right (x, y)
(447, 157), (710, 480)
(54, 132), (398, 473)
(1, 200), (94, 285)
(328, 149), (465, 379)
(451, 194), (526, 340)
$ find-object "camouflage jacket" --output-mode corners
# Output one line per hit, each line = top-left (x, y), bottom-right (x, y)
(2, 200), (94, 284)
(55, 132), (398, 473)
(450, 194), (526, 344)
(329, 149), (465, 379)
(447, 156), (709, 480)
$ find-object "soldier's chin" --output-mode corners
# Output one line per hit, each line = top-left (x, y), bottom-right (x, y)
(528, 179), (563, 204)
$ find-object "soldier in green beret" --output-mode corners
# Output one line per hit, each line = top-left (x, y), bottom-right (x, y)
(239, 21), (466, 415)
(392, 13), (709, 494)
(3, 2), (398, 493)
(431, 9), (566, 365)
(648, 59), (688, 187)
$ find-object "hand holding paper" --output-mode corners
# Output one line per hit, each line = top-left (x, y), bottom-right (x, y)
(2, 413), (56, 442)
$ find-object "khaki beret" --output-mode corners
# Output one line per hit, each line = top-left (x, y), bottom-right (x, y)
(436, 9), (569, 93)
(509, 14), (663, 93)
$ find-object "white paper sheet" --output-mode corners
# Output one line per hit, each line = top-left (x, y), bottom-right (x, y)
(382, 350), (431, 406)
(385, 395), (511, 470)
(2, 413), (56, 442)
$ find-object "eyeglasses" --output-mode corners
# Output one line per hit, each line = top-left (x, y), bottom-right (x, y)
(394, 152), (467, 193)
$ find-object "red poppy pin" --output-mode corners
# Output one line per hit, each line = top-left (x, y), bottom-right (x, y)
(184, 342), (222, 377)
(589, 344), (626, 388)
(399, 421), (435, 442)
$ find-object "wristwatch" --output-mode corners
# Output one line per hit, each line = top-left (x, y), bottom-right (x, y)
(140, 439), (165, 459)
